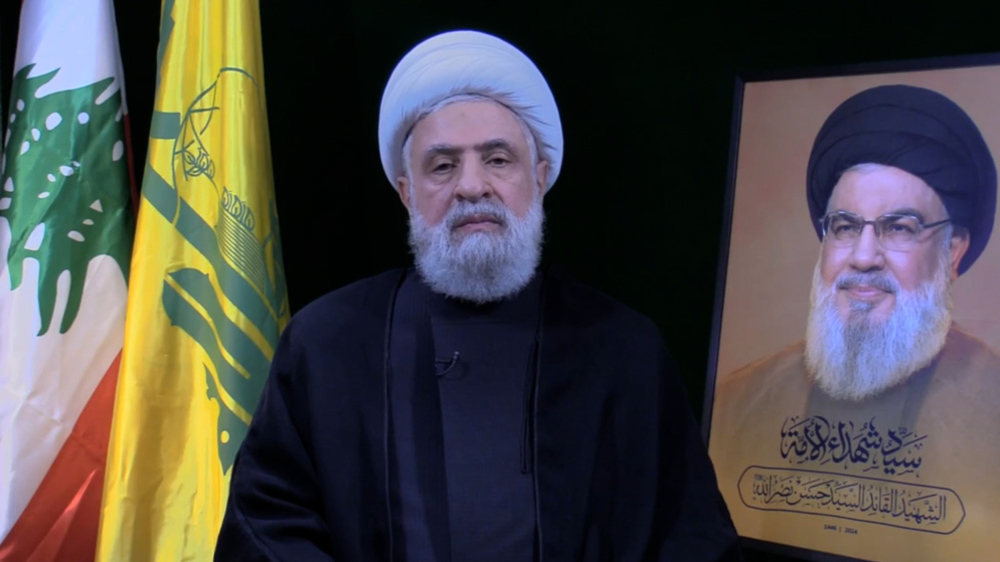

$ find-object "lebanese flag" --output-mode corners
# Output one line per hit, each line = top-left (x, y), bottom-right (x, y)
(0, 0), (134, 560)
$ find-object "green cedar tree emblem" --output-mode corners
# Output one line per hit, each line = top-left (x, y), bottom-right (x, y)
(1, 64), (132, 335)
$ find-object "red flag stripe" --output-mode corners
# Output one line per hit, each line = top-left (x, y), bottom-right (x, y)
(0, 351), (122, 562)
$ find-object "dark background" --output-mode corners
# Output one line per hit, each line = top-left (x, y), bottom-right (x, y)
(3, 2), (998, 561)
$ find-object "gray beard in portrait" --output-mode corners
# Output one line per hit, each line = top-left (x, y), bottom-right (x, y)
(804, 242), (954, 402)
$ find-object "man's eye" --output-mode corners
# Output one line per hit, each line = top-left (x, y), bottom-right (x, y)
(486, 155), (510, 166)
(886, 222), (917, 234)
(432, 162), (454, 173)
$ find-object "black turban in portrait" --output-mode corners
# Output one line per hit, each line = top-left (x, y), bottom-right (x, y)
(806, 84), (997, 275)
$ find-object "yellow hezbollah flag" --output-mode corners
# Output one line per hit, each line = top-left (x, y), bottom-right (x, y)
(96, 0), (289, 559)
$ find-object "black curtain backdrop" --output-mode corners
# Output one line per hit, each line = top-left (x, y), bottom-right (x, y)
(3, 2), (999, 561)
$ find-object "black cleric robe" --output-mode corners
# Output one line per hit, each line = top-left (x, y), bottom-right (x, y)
(387, 268), (541, 561)
(215, 265), (742, 562)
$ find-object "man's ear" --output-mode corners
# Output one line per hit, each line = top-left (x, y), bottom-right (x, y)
(397, 176), (411, 214)
(949, 227), (971, 280)
(535, 160), (549, 197)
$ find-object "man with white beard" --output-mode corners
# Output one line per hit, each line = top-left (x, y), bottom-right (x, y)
(402, 92), (547, 305)
(804, 166), (957, 403)
(708, 85), (1000, 562)
(215, 30), (742, 562)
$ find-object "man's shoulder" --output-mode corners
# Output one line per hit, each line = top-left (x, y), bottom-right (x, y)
(545, 265), (659, 336)
(945, 324), (1000, 364)
(717, 341), (809, 399)
(709, 342), (811, 446)
(288, 268), (405, 335)
(938, 324), (1000, 385)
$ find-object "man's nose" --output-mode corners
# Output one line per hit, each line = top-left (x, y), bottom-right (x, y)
(849, 223), (886, 271)
(454, 160), (493, 200)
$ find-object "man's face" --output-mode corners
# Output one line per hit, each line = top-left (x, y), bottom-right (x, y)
(819, 165), (964, 322)
(397, 99), (548, 229)
(394, 98), (549, 304)
(805, 164), (972, 401)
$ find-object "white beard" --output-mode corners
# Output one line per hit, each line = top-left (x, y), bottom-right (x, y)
(804, 252), (953, 401)
(407, 195), (545, 304)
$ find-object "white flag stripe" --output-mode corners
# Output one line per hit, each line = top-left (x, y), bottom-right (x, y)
(0, 218), (126, 540)
(14, 0), (127, 109)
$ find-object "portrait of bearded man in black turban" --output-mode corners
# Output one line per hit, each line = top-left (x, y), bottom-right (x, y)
(707, 75), (1000, 562)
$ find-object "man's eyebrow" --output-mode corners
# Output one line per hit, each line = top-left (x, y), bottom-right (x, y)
(885, 207), (928, 221)
(832, 207), (932, 221)
(474, 138), (517, 153)
(423, 144), (460, 158)
(421, 139), (520, 165)
(423, 139), (517, 155)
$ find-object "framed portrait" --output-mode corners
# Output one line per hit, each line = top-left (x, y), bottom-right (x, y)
(703, 54), (1000, 562)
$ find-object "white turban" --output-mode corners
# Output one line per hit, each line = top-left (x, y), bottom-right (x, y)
(378, 30), (564, 192)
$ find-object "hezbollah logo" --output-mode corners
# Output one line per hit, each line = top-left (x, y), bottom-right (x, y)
(148, 67), (288, 473)
(1, 65), (131, 335)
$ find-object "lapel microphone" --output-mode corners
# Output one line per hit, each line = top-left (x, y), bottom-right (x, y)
(434, 351), (461, 377)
